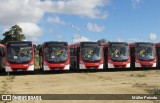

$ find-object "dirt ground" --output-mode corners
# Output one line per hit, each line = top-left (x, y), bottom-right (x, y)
(0, 69), (160, 103)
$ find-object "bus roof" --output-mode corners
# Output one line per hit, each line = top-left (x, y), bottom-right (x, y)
(155, 42), (160, 47)
(69, 41), (100, 47)
(7, 41), (32, 43)
(129, 42), (155, 47)
(43, 41), (68, 44)
(130, 42), (154, 44)
(0, 44), (5, 47)
(101, 42), (128, 46)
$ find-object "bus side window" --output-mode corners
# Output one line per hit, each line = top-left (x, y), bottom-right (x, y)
(3, 48), (5, 57)
(0, 47), (5, 57)
(74, 47), (77, 56)
(70, 48), (74, 56)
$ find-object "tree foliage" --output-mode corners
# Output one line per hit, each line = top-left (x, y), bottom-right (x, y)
(1, 25), (25, 45)
(97, 39), (108, 43)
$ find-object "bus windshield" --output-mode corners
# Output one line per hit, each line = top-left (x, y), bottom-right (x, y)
(81, 46), (102, 62)
(44, 46), (68, 63)
(7, 46), (32, 63)
(109, 46), (128, 61)
(136, 46), (155, 61)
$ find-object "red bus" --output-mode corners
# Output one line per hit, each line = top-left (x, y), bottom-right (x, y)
(155, 42), (160, 68)
(129, 42), (156, 68)
(69, 42), (104, 70)
(102, 42), (130, 69)
(0, 44), (6, 71)
(5, 41), (34, 72)
(39, 41), (70, 71)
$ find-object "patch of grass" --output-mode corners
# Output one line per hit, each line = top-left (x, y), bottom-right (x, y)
(130, 73), (146, 78)
(6, 75), (15, 82)
(137, 74), (146, 78)
(25, 83), (29, 85)
(132, 83), (147, 87)
(148, 88), (160, 94)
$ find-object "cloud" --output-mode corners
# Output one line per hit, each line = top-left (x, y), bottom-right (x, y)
(128, 38), (142, 42)
(149, 33), (157, 41)
(132, 0), (142, 8)
(72, 34), (91, 43)
(56, 34), (64, 41)
(117, 38), (123, 42)
(86, 23), (105, 32)
(47, 16), (65, 25)
(0, 0), (110, 42)
(42, 0), (110, 19)
(17, 22), (42, 41)
(0, 0), (44, 26)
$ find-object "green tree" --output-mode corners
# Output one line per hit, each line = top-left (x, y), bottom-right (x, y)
(1, 25), (25, 45)
(97, 39), (108, 43)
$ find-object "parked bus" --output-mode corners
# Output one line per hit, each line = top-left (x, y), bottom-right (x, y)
(129, 42), (156, 68)
(0, 44), (6, 71)
(39, 41), (70, 71)
(6, 41), (34, 72)
(69, 42), (104, 70)
(102, 42), (130, 69)
(155, 42), (160, 68)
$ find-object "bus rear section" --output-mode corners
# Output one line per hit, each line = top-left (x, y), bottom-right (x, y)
(5, 41), (34, 72)
(129, 42), (156, 68)
(39, 42), (70, 71)
(155, 43), (160, 68)
(102, 42), (130, 69)
(0, 44), (6, 71)
(70, 42), (104, 70)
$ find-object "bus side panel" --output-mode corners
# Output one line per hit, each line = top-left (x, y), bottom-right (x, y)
(130, 47), (135, 69)
(77, 47), (80, 69)
(38, 46), (43, 70)
(70, 47), (79, 70)
(104, 47), (108, 69)
(156, 46), (160, 68)
(0, 47), (5, 71)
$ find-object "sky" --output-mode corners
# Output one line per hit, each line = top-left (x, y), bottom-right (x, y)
(0, 0), (160, 44)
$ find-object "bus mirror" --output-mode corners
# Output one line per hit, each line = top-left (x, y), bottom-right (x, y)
(34, 48), (36, 53)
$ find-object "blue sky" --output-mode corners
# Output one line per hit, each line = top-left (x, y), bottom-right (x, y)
(0, 0), (160, 44)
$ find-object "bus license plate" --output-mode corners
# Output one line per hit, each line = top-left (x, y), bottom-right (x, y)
(54, 68), (59, 70)
(90, 67), (95, 69)
(17, 69), (24, 71)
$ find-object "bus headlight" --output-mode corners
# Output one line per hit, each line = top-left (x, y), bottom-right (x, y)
(43, 61), (50, 71)
(5, 63), (12, 72)
(43, 62), (48, 66)
(6, 63), (10, 67)
(135, 59), (139, 63)
(30, 62), (34, 66)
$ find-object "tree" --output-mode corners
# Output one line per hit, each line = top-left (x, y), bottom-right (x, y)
(97, 39), (108, 43)
(1, 25), (25, 45)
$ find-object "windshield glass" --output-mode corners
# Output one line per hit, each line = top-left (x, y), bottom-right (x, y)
(81, 46), (102, 62)
(44, 46), (68, 63)
(109, 46), (128, 61)
(136, 46), (155, 61)
(7, 46), (32, 63)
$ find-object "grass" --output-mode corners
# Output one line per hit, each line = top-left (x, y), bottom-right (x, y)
(136, 74), (146, 77)
(130, 73), (146, 78)
(132, 83), (148, 87)
(148, 88), (160, 94)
